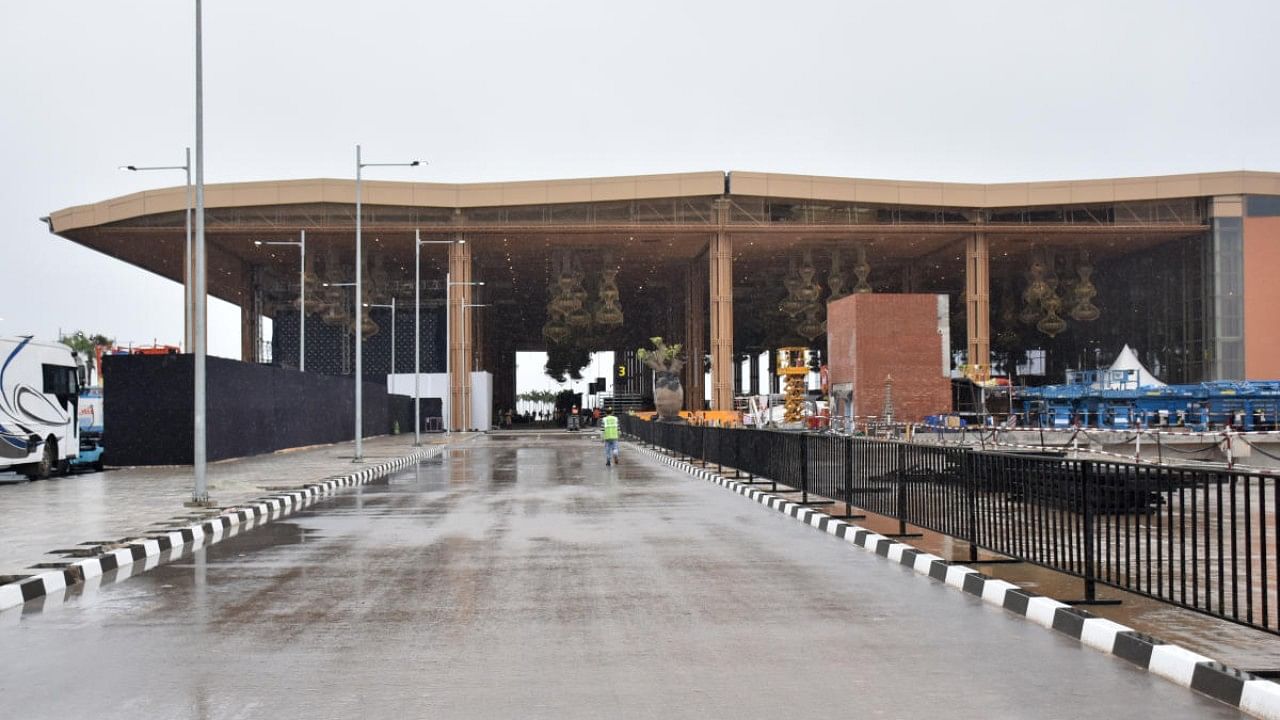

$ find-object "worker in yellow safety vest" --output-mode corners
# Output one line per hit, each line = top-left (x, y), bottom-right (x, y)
(601, 408), (620, 467)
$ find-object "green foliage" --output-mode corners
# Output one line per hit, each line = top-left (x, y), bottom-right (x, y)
(517, 389), (559, 405)
(59, 330), (114, 357)
(636, 336), (685, 374)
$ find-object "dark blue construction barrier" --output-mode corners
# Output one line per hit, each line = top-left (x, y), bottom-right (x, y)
(103, 354), (415, 465)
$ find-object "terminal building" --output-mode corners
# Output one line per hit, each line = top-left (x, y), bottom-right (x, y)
(45, 170), (1280, 427)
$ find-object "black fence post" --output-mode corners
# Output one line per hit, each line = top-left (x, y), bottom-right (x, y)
(800, 433), (810, 505)
(965, 449), (979, 564)
(737, 429), (749, 480)
(844, 437), (854, 518)
(1081, 460), (1098, 603)
(896, 442), (908, 536)
(714, 429), (723, 474)
(886, 441), (923, 538)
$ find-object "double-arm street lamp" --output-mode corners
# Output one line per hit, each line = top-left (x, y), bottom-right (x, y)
(354, 145), (423, 462)
(457, 302), (490, 431)
(120, 148), (192, 351)
(254, 231), (306, 371)
(412, 231), (477, 444)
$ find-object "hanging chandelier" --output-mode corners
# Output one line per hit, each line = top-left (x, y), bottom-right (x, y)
(1070, 250), (1100, 322)
(796, 307), (827, 342)
(853, 244), (873, 293)
(594, 267), (624, 327)
(777, 249), (826, 341)
(542, 253), (578, 344)
(827, 248), (848, 301)
(779, 256), (806, 317)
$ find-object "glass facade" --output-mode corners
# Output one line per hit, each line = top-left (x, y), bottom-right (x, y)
(1209, 217), (1244, 380)
(1246, 195), (1280, 217)
(987, 235), (1210, 385)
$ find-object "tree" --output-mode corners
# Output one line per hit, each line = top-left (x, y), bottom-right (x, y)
(59, 330), (114, 385)
(59, 330), (114, 356)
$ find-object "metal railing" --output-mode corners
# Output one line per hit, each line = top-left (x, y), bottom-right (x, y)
(622, 415), (1279, 636)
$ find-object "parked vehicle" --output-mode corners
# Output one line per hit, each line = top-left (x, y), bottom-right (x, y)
(72, 385), (104, 471)
(0, 337), (81, 479)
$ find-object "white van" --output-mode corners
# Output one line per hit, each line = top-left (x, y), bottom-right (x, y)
(0, 336), (81, 479)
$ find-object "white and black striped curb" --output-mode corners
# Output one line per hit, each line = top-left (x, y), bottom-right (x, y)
(0, 444), (447, 614)
(629, 441), (1280, 720)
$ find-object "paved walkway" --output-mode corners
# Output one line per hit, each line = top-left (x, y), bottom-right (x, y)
(0, 435), (1242, 718)
(0, 433), (447, 575)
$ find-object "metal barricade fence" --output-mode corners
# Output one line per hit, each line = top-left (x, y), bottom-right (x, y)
(849, 438), (901, 520)
(804, 434), (845, 507)
(621, 416), (1277, 636)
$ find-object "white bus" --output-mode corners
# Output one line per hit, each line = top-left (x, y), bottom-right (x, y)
(0, 336), (81, 479)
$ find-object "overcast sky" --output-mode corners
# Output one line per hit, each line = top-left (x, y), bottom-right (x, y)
(2, 0), (1278, 386)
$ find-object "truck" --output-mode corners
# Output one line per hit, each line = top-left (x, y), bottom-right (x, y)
(0, 336), (81, 479)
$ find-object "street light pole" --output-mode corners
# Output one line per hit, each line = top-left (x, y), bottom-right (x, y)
(300, 229), (305, 372)
(443, 276), (484, 432)
(353, 146), (423, 462)
(415, 230), (420, 445)
(445, 271), (450, 434)
(355, 146), (362, 461)
(185, 147), (192, 352)
(253, 231), (306, 371)
(461, 303), (490, 431)
(119, 148), (192, 351)
(414, 232), (461, 445)
(192, 0), (208, 505)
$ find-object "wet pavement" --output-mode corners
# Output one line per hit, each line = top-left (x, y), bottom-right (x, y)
(0, 436), (1248, 719)
(0, 434), (442, 575)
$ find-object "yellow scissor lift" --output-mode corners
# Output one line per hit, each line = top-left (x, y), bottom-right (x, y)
(777, 347), (810, 424)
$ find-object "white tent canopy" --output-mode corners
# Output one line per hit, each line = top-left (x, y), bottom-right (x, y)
(1105, 345), (1166, 389)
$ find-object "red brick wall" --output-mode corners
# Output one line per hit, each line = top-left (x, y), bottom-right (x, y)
(827, 294), (951, 421)
(1244, 216), (1280, 380)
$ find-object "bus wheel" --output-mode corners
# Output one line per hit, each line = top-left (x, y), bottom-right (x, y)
(23, 438), (55, 480)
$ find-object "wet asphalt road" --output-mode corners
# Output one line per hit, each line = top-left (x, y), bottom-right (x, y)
(0, 436), (1245, 719)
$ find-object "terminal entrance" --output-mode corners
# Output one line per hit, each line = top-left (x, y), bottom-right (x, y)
(46, 172), (1236, 430)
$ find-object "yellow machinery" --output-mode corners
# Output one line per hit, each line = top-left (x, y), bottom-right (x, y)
(777, 347), (810, 423)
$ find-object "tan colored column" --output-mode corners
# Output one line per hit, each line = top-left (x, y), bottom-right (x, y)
(685, 254), (707, 411)
(448, 237), (472, 430)
(965, 232), (990, 381)
(709, 227), (734, 410)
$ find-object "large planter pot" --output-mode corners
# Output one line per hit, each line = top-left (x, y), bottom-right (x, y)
(654, 370), (684, 421)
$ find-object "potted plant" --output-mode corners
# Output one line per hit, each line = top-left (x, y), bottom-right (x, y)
(637, 336), (685, 421)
